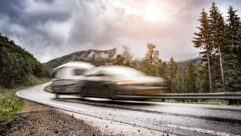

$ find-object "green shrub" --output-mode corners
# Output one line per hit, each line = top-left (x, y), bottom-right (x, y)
(0, 94), (23, 123)
(44, 84), (53, 93)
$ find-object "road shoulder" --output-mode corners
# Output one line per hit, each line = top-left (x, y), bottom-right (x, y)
(1, 100), (172, 136)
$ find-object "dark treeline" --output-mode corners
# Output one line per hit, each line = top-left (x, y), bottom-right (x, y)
(114, 2), (241, 93)
(0, 34), (51, 88)
(193, 2), (241, 92)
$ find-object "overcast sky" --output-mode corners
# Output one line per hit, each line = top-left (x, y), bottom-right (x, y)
(0, 0), (241, 62)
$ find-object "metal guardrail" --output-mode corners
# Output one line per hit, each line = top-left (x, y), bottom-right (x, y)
(152, 92), (241, 100)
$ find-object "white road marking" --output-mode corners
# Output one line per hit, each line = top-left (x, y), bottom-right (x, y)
(16, 91), (93, 113)
(166, 124), (238, 136)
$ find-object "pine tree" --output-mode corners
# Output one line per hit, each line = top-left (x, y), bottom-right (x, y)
(144, 43), (159, 64)
(238, 25), (241, 62)
(113, 46), (133, 66)
(114, 54), (125, 65)
(225, 6), (241, 91)
(183, 61), (197, 93)
(195, 63), (208, 93)
(141, 43), (160, 76)
(156, 59), (167, 78)
(209, 2), (226, 91)
(227, 6), (240, 50)
(166, 58), (178, 93)
(193, 9), (213, 92)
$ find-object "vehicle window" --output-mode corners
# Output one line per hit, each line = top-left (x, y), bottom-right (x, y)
(95, 70), (112, 76)
(95, 73), (106, 76)
(86, 70), (110, 77)
(73, 69), (86, 76)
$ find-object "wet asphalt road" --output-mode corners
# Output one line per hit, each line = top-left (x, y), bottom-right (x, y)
(16, 82), (241, 136)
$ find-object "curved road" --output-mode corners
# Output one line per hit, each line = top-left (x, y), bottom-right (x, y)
(16, 82), (241, 136)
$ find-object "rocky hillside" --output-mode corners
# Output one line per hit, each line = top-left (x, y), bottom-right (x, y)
(45, 48), (117, 69)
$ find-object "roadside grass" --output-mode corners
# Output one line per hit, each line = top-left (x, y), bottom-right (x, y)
(44, 84), (53, 93)
(0, 76), (49, 123)
(153, 99), (229, 105)
(0, 93), (24, 123)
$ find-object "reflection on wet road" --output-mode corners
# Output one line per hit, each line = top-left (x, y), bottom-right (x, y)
(16, 82), (241, 136)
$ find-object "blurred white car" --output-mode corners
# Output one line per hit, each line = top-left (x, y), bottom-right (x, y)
(52, 61), (94, 98)
(80, 66), (167, 100)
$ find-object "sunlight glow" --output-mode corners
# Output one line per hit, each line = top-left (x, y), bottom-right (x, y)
(106, 1), (171, 23)
(142, 2), (169, 23)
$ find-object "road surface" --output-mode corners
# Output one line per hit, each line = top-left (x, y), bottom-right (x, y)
(16, 82), (241, 136)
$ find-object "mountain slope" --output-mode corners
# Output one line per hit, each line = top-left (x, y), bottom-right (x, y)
(0, 34), (51, 88)
(45, 48), (117, 69)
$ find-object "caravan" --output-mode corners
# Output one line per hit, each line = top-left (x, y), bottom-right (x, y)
(52, 61), (94, 98)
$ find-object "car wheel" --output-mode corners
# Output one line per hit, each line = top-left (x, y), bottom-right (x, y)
(80, 86), (86, 97)
(55, 93), (59, 99)
(102, 85), (113, 99)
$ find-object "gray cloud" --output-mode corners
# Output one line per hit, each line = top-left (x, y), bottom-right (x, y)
(0, 0), (240, 62)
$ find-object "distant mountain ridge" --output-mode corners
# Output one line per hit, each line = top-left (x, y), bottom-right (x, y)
(177, 57), (202, 71)
(45, 48), (117, 69)
(178, 57), (202, 65)
(45, 48), (202, 70)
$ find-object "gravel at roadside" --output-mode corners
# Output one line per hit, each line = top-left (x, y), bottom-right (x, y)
(0, 100), (172, 136)
(0, 109), (107, 136)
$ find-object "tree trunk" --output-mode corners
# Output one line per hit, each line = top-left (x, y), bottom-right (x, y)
(207, 53), (213, 92)
(218, 45), (225, 89)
